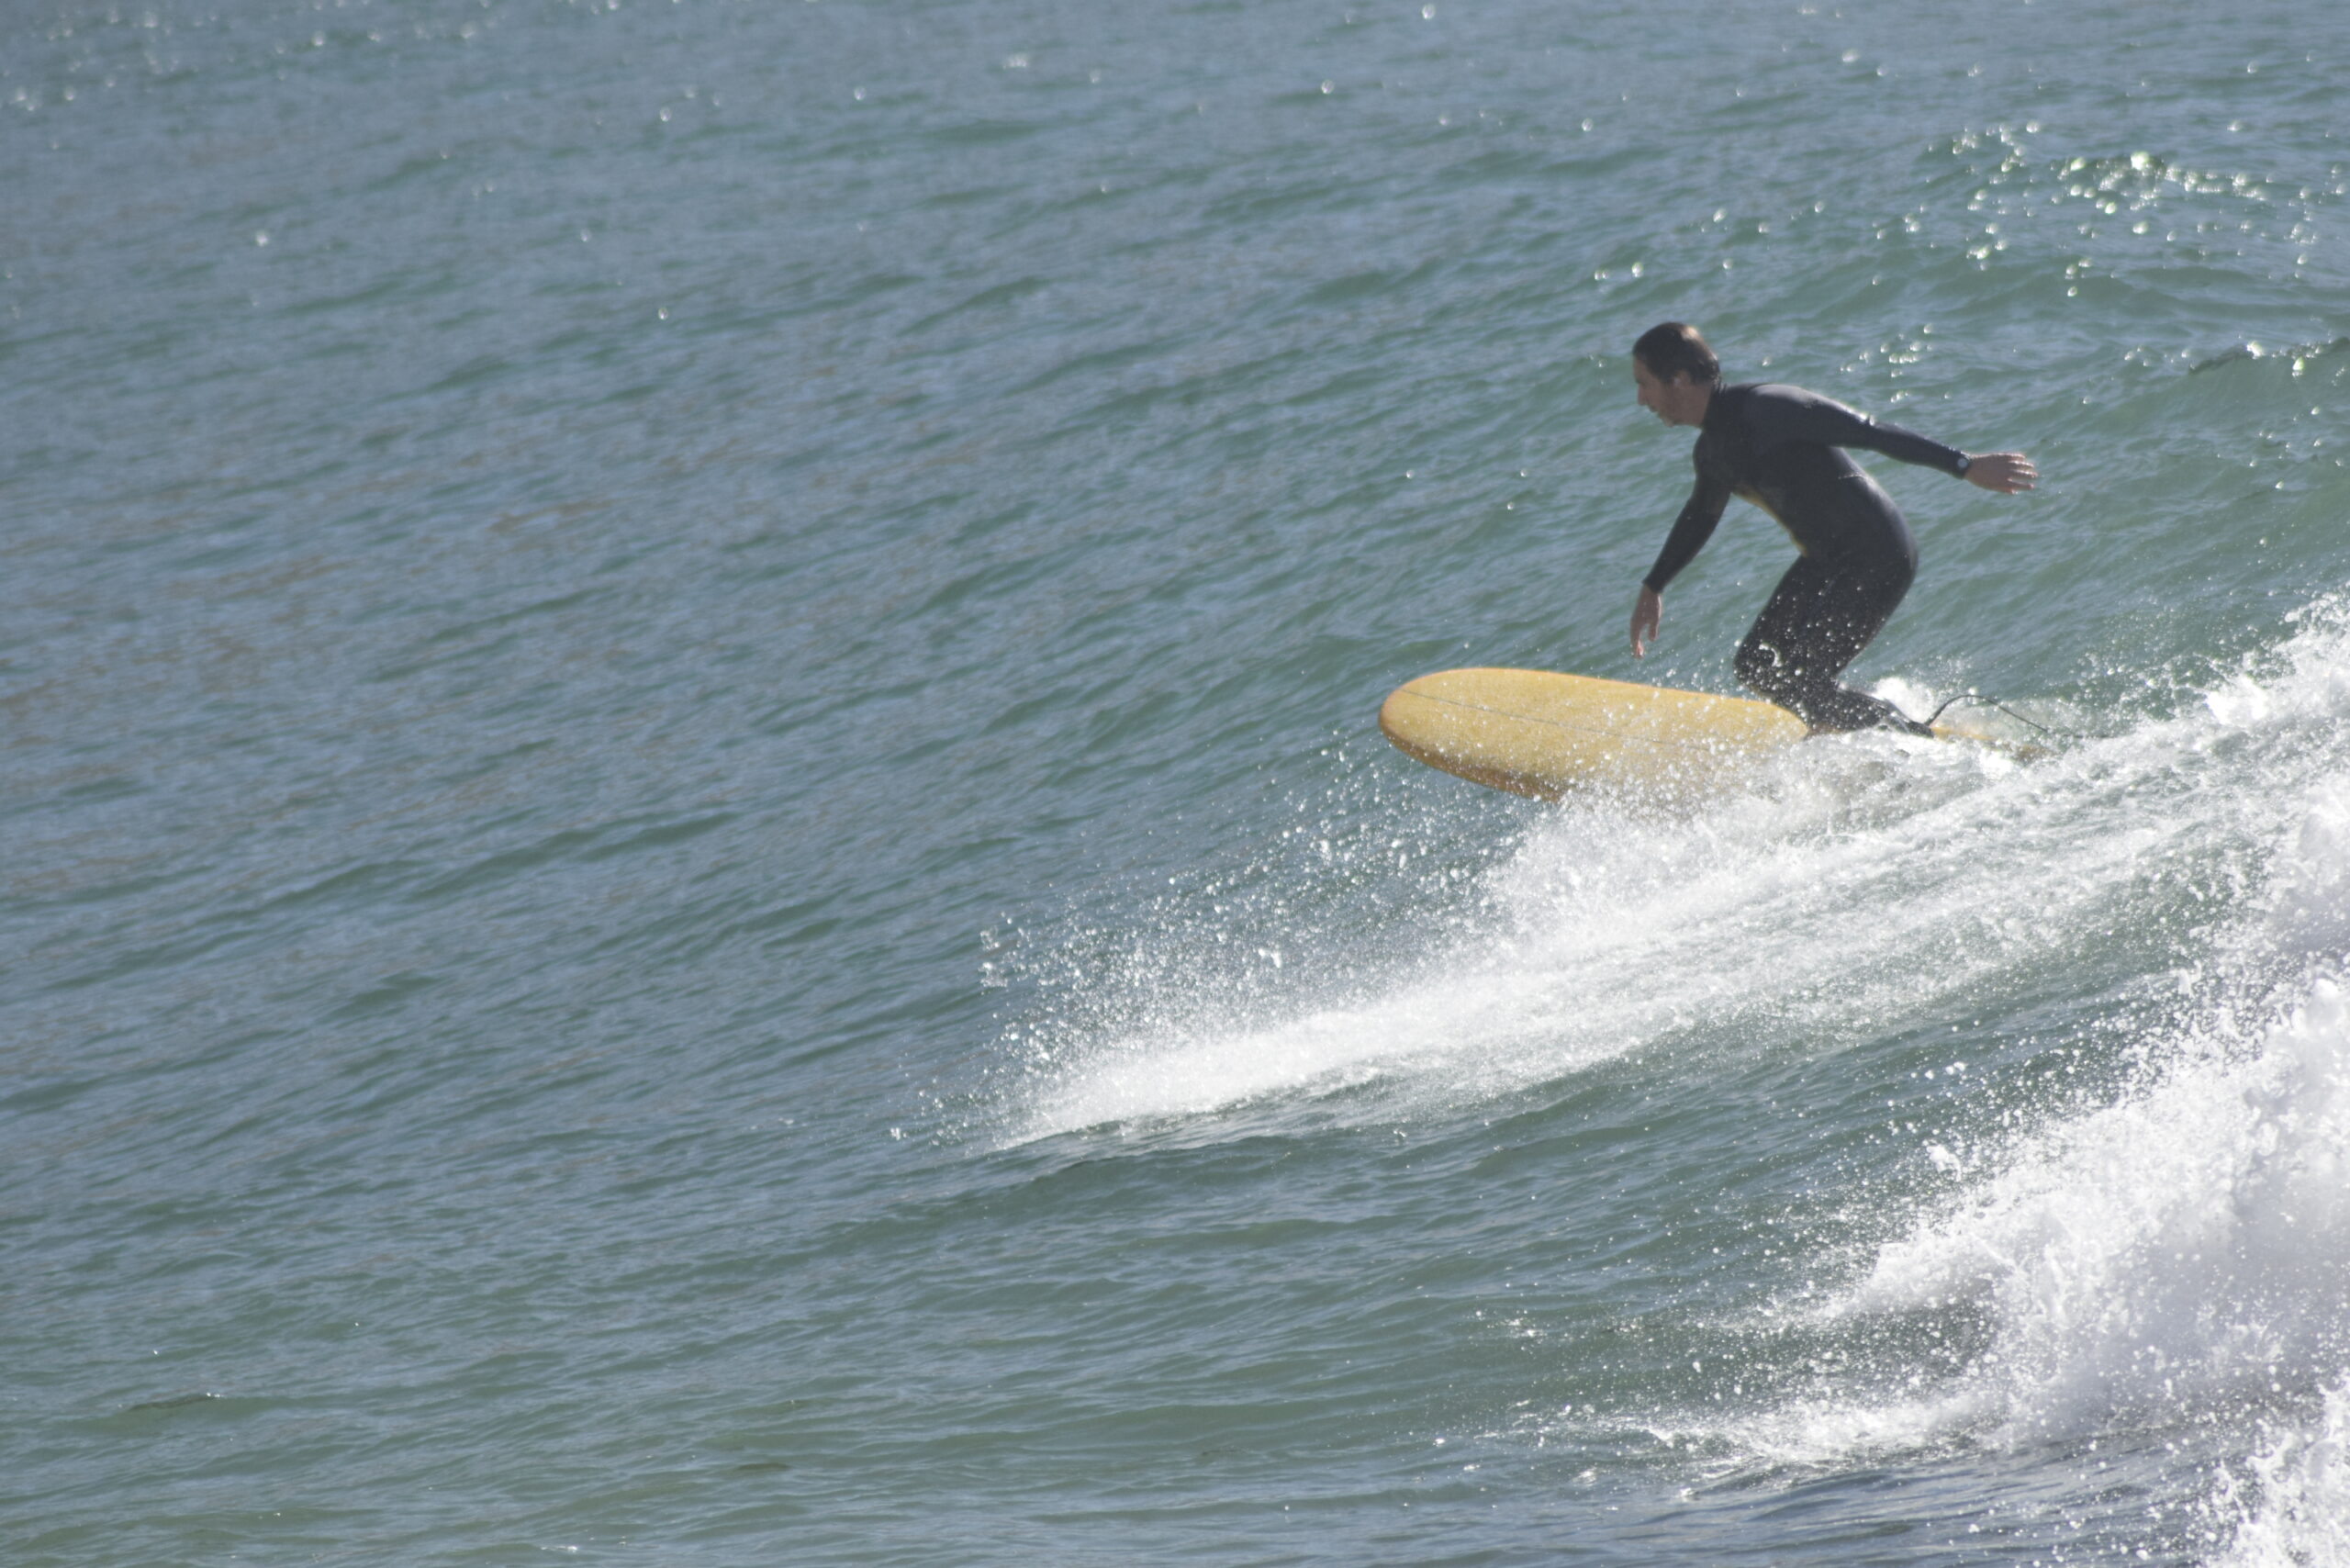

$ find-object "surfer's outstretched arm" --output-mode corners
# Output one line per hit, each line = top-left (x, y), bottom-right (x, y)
(1751, 386), (2040, 497)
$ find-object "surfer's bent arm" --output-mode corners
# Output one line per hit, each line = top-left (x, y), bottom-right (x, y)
(1640, 471), (1730, 595)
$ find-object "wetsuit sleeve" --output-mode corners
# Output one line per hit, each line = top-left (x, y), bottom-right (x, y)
(1641, 465), (1731, 593)
(1751, 386), (1967, 476)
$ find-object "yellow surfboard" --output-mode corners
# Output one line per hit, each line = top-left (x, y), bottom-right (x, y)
(1377, 667), (1811, 801)
(1380, 668), (2040, 801)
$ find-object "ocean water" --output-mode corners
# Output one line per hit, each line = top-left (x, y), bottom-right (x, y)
(6, 0), (2350, 1562)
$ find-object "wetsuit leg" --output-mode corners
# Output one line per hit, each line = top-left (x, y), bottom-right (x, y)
(1734, 554), (1928, 734)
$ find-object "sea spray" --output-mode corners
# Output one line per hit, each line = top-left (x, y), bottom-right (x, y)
(1792, 976), (2350, 1454)
(2216, 1372), (2350, 1566)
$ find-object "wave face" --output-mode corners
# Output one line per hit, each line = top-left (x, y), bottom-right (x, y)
(1002, 605), (2350, 1557)
(6, 0), (2350, 1562)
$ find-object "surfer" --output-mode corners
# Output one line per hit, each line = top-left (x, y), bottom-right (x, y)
(1626, 322), (2037, 734)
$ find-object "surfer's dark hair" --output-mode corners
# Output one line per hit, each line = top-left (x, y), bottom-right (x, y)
(1633, 322), (1720, 385)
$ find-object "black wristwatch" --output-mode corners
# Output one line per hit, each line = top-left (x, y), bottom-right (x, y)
(1954, 453), (1973, 477)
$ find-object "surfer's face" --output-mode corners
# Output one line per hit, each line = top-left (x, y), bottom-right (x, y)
(1634, 361), (1707, 427)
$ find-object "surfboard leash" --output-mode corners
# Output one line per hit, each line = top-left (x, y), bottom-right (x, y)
(1921, 689), (2074, 742)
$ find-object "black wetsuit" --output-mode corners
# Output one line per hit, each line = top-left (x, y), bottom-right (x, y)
(1641, 382), (1968, 734)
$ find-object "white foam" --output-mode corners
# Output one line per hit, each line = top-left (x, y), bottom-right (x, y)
(2217, 1372), (2350, 1567)
(1012, 754), (2081, 1139)
(1793, 975), (2350, 1450)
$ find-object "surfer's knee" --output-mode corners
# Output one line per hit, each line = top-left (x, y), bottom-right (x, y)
(1735, 637), (1796, 700)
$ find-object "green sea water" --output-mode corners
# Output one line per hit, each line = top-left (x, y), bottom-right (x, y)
(6, 0), (2350, 1562)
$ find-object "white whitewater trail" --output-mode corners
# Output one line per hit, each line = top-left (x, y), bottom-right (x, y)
(1016, 605), (2343, 1143)
(1738, 965), (2350, 1458)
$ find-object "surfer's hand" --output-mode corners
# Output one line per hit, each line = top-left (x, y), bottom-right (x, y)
(1964, 452), (2038, 494)
(1630, 586), (1662, 658)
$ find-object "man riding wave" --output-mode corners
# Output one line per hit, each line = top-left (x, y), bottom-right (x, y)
(1627, 322), (2037, 734)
